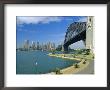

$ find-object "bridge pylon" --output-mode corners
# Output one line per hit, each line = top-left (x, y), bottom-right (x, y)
(86, 16), (94, 54)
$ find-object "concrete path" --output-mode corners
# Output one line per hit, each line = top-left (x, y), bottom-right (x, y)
(74, 60), (94, 74)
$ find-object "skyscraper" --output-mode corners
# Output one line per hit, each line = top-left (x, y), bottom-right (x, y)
(52, 43), (56, 49)
(36, 42), (40, 50)
(24, 40), (29, 50)
(32, 41), (36, 50)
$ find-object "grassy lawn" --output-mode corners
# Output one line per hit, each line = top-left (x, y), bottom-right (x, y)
(48, 53), (94, 61)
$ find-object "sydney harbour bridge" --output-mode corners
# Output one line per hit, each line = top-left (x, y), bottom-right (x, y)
(63, 16), (93, 53)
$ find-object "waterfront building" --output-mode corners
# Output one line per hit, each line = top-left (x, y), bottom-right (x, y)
(24, 40), (30, 50)
(31, 41), (36, 50)
(44, 44), (47, 51)
(49, 42), (51, 50)
(52, 43), (56, 50)
(36, 42), (40, 50)
(47, 42), (51, 51)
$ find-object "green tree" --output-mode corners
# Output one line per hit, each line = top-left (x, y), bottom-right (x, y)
(83, 60), (86, 64)
(74, 63), (79, 68)
(85, 49), (90, 55)
(51, 50), (56, 54)
(55, 68), (61, 74)
(56, 45), (62, 51)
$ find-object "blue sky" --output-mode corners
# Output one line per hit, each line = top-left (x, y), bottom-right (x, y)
(16, 16), (87, 49)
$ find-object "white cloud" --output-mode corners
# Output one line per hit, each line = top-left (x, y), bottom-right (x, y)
(17, 16), (87, 25)
(17, 28), (38, 33)
(17, 16), (63, 25)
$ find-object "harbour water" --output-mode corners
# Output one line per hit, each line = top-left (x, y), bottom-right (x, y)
(16, 50), (79, 74)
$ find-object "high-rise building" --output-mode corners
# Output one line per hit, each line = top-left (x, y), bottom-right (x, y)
(32, 41), (36, 50)
(50, 43), (56, 50)
(36, 42), (39, 50)
(52, 43), (56, 49)
(41, 43), (44, 50)
(47, 42), (49, 50)
(47, 42), (56, 50)
(24, 40), (29, 50)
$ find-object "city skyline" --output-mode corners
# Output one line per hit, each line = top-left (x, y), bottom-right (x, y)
(16, 16), (87, 49)
(21, 40), (56, 51)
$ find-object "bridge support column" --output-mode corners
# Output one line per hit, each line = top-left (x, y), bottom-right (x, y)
(86, 16), (93, 51)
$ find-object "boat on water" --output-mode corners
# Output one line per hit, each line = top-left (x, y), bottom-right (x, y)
(35, 62), (37, 65)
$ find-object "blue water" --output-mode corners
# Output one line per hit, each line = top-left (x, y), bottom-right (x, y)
(16, 50), (79, 74)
